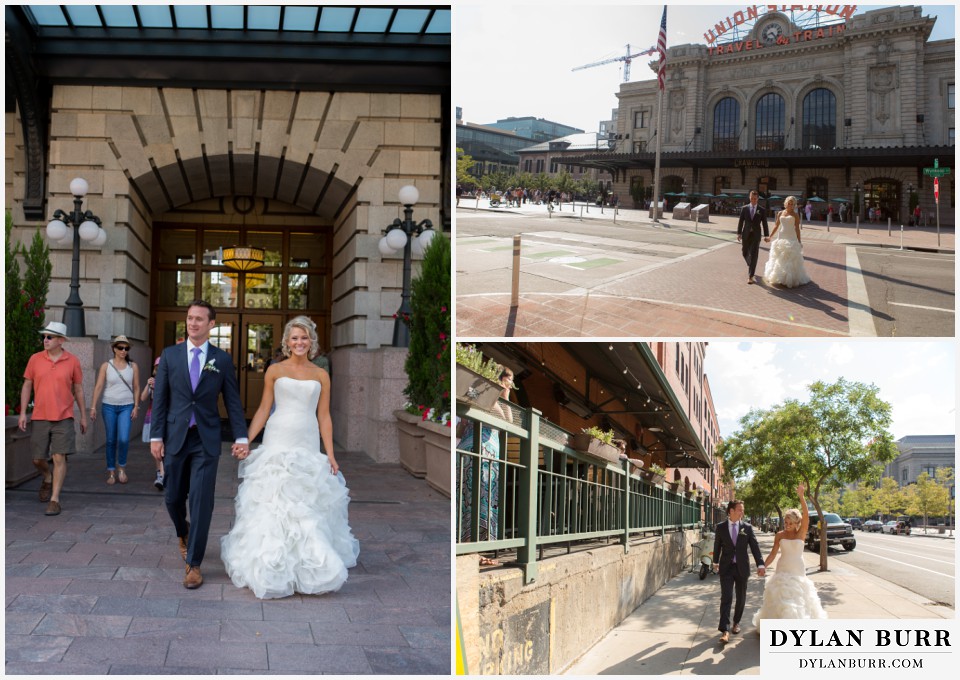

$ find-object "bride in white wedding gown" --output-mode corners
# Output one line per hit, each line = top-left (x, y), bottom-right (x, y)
(221, 316), (359, 599)
(753, 483), (826, 632)
(763, 196), (811, 287)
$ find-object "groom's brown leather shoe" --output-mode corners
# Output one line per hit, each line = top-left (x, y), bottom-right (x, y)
(178, 533), (189, 562)
(720, 631), (730, 643)
(732, 624), (741, 634)
(184, 565), (203, 589)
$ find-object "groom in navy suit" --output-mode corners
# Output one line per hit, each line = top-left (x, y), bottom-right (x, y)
(737, 190), (769, 284)
(150, 300), (248, 589)
(713, 499), (765, 643)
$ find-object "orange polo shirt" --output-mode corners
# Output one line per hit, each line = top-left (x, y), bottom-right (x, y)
(23, 349), (83, 421)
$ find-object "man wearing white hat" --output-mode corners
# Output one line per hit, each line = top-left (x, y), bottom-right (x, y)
(18, 321), (88, 516)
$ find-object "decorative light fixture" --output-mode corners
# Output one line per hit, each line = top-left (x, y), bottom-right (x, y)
(379, 185), (436, 347)
(222, 245), (265, 271)
(225, 271), (267, 288)
(44, 177), (107, 336)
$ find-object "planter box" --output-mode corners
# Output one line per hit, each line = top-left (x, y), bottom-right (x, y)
(394, 409), (427, 478)
(455, 365), (502, 411)
(570, 433), (620, 465)
(419, 419), (451, 497)
(643, 471), (666, 486)
(6, 416), (38, 488)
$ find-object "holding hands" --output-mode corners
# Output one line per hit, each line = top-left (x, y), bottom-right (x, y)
(232, 442), (250, 460)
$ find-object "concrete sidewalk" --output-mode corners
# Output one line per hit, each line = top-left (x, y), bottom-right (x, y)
(564, 532), (952, 675)
(5, 439), (450, 674)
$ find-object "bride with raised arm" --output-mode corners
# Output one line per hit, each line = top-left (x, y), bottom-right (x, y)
(221, 316), (359, 599)
(753, 483), (827, 632)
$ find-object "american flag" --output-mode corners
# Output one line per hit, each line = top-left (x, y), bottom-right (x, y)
(656, 7), (667, 90)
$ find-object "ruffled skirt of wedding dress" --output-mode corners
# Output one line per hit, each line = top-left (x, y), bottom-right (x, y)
(763, 238), (811, 288)
(221, 442), (360, 599)
(752, 572), (827, 631)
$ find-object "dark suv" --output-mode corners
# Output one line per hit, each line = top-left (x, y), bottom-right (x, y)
(845, 517), (863, 530)
(806, 513), (856, 552)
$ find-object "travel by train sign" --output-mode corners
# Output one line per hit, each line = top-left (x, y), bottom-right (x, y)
(703, 4), (858, 54)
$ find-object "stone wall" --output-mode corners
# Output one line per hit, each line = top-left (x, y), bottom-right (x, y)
(457, 529), (699, 675)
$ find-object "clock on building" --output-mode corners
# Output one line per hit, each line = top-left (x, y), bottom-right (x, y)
(762, 21), (784, 44)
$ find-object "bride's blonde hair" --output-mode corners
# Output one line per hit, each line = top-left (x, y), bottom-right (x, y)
(783, 508), (802, 528)
(781, 196), (799, 220)
(281, 315), (320, 359)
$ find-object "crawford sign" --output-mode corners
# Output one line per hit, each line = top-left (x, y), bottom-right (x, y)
(703, 4), (858, 45)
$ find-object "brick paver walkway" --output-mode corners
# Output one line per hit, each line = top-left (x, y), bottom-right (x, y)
(5, 440), (450, 674)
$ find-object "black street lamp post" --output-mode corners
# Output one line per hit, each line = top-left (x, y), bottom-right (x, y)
(45, 178), (106, 337)
(378, 185), (435, 348)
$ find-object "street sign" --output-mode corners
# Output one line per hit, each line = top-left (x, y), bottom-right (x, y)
(923, 158), (951, 178)
(934, 177), (940, 203)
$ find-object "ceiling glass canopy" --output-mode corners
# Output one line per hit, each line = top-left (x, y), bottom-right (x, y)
(24, 5), (451, 35)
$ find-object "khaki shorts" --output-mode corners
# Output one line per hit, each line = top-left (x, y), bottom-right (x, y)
(30, 419), (76, 459)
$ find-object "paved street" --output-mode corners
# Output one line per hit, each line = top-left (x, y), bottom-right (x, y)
(5, 440), (450, 675)
(456, 201), (955, 337)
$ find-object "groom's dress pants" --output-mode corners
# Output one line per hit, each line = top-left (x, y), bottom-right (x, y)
(718, 564), (749, 632)
(741, 230), (761, 277)
(164, 427), (221, 567)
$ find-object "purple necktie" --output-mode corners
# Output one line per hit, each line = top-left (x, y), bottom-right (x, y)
(189, 347), (201, 427)
(731, 522), (738, 562)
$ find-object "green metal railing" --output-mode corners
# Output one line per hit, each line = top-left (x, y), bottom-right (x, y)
(455, 402), (703, 583)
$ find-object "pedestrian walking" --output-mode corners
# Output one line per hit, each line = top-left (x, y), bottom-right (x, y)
(141, 356), (165, 490)
(736, 190), (769, 285)
(713, 499), (765, 643)
(89, 335), (141, 485)
(18, 321), (88, 516)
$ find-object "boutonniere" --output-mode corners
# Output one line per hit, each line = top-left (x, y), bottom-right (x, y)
(738, 527), (748, 537)
(202, 359), (219, 374)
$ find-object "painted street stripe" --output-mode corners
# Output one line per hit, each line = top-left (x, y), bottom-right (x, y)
(567, 258), (623, 270)
(846, 247), (877, 336)
(852, 548), (954, 578)
(888, 301), (955, 313)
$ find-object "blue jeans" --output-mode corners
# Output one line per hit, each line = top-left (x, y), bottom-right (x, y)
(102, 402), (133, 470)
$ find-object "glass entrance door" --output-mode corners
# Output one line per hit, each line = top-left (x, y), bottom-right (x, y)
(240, 315), (284, 419)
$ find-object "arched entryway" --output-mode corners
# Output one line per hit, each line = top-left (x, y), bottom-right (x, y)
(863, 178), (901, 222)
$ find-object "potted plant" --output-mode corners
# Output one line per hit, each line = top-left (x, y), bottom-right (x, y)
(5, 213), (50, 487)
(394, 402), (427, 478)
(400, 231), (451, 496)
(455, 343), (503, 411)
(571, 426), (620, 464)
(644, 463), (666, 486)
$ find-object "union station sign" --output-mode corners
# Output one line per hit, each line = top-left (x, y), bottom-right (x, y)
(703, 4), (858, 54)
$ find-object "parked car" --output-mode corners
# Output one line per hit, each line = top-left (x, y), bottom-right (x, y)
(845, 517), (863, 530)
(806, 513), (856, 551)
(883, 520), (911, 535)
(863, 520), (884, 532)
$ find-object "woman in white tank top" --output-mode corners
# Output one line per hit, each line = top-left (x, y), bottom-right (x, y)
(90, 336), (141, 484)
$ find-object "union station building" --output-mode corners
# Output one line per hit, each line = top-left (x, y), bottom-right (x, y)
(5, 5), (450, 461)
(566, 5), (954, 225)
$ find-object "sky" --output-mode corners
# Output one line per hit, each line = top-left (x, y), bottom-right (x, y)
(703, 341), (956, 441)
(454, 2), (957, 133)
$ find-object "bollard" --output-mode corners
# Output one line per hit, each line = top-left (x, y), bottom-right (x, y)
(898, 224), (904, 250)
(856, 216), (860, 234)
(511, 235), (521, 307)
(887, 217), (892, 236)
(579, 205), (584, 221)
(614, 205), (618, 225)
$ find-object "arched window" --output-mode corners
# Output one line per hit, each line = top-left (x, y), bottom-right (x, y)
(802, 88), (836, 149)
(712, 97), (740, 152)
(755, 93), (785, 151)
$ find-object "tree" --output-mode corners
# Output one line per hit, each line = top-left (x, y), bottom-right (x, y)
(935, 467), (955, 534)
(553, 171), (576, 202)
(531, 173), (553, 194)
(719, 378), (898, 571)
(839, 485), (873, 518)
(456, 147), (478, 188)
(906, 472), (951, 531)
(6, 214), (51, 412)
(871, 477), (904, 520)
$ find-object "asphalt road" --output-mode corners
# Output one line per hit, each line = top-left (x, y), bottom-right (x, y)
(855, 248), (956, 336)
(807, 530), (955, 608)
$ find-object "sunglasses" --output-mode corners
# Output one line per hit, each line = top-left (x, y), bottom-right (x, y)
(41, 335), (62, 340)
(115, 346), (130, 351)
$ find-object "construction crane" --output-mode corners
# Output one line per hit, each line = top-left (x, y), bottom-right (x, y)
(572, 43), (656, 83)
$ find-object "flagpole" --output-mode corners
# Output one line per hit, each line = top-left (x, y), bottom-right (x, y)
(651, 6), (667, 225)
(652, 87), (664, 225)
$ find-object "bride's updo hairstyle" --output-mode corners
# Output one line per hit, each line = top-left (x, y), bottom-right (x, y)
(281, 315), (320, 359)
(784, 196), (798, 215)
(783, 508), (802, 529)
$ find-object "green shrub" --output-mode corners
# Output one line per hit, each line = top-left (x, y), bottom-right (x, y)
(402, 231), (451, 424)
(455, 343), (501, 381)
(581, 426), (616, 445)
(5, 213), (51, 412)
